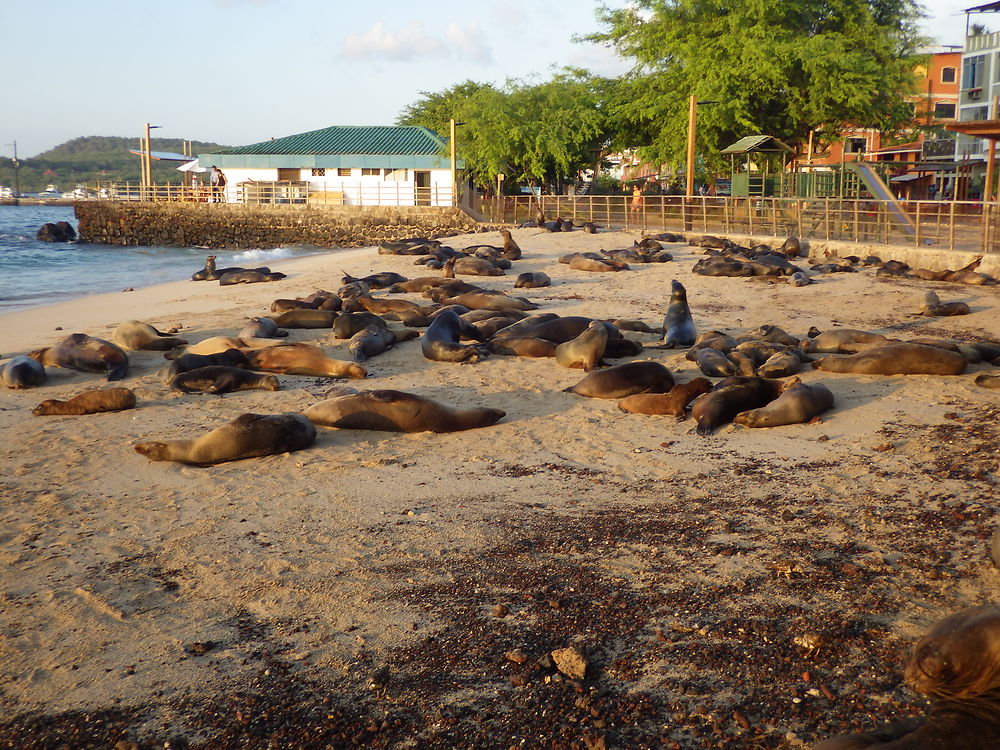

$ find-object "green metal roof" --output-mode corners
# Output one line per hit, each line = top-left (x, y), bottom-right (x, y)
(720, 135), (793, 155)
(212, 126), (447, 156)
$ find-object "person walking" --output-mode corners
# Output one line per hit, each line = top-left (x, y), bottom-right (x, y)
(211, 166), (227, 203)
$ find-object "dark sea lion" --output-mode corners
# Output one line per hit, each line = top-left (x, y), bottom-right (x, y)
(692, 256), (753, 277)
(487, 337), (557, 357)
(1, 355), (47, 389)
(443, 256), (505, 277)
(733, 381), (833, 427)
(303, 390), (505, 433)
(581, 222), (597, 233)
(191, 255), (218, 281)
(498, 317), (618, 345)
(32, 387), (136, 416)
(694, 347), (738, 377)
(270, 309), (339, 329)
(422, 310), (484, 362)
(812, 606), (1000, 750)
(514, 271), (551, 288)
(387, 277), (454, 293)
(788, 271), (811, 286)
(29, 334), (129, 381)
(564, 361), (674, 399)
(500, 229), (522, 260)
(737, 325), (798, 347)
(975, 373), (1000, 389)
(555, 320), (608, 371)
(219, 270), (286, 285)
(112, 320), (188, 351)
(603, 338), (643, 358)
(919, 290), (971, 317)
(238, 317), (288, 339)
(170, 366), (280, 395)
(662, 280), (697, 348)
(247, 343), (366, 379)
(756, 350), (803, 378)
(332, 311), (388, 339)
(423, 280), (486, 299)
(348, 325), (418, 363)
(617, 378), (712, 419)
(162, 349), (248, 384)
(690, 376), (785, 435)
(813, 343), (967, 376)
(471, 316), (519, 339)
(340, 270), (408, 289)
(779, 237), (801, 258)
(135, 413), (316, 466)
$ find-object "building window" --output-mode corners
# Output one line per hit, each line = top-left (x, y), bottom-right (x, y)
(933, 102), (956, 119)
(385, 169), (407, 181)
(847, 137), (867, 154)
(361, 168), (380, 177)
(964, 55), (984, 90)
(941, 67), (956, 84)
(311, 168), (325, 177)
(277, 168), (300, 181)
(337, 168), (352, 177)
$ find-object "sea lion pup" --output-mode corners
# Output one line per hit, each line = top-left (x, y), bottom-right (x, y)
(238, 317), (288, 339)
(690, 376), (785, 435)
(919, 291), (971, 317)
(811, 605), (1000, 750)
(779, 236), (801, 258)
(813, 343), (967, 376)
(567, 254), (624, 272)
(422, 310), (484, 363)
(348, 325), (418, 363)
(112, 321), (188, 352)
(733, 381), (833, 428)
(303, 390), (505, 433)
(246, 343), (366, 379)
(976, 373), (1000, 389)
(170, 366), (280, 395)
(32, 387), (137, 416)
(161, 349), (248, 384)
(514, 271), (551, 288)
(499, 229), (522, 260)
(564, 361), (674, 399)
(555, 321), (608, 371)
(618, 377), (712, 419)
(219, 270), (286, 285)
(1, 355), (47, 389)
(340, 270), (408, 289)
(269, 309), (339, 329)
(801, 329), (889, 354)
(29, 334), (129, 381)
(487, 336), (558, 357)
(442, 256), (505, 277)
(693, 347), (738, 377)
(661, 280), (697, 348)
(135, 412), (316, 466)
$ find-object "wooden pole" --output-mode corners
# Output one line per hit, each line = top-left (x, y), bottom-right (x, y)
(144, 123), (153, 196)
(449, 118), (458, 207)
(985, 97), (998, 202)
(686, 95), (697, 197)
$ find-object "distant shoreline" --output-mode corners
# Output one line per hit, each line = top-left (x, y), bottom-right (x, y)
(0, 199), (76, 207)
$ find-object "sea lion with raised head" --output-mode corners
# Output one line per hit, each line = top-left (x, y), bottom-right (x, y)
(247, 343), (366, 379)
(555, 320), (608, 371)
(33, 387), (136, 416)
(690, 376), (785, 435)
(813, 343), (967, 376)
(564, 361), (674, 399)
(170, 366), (280, 395)
(733, 381), (833, 427)
(617, 378), (712, 419)
(135, 413), (316, 466)
(662, 280), (696, 348)
(29, 334), (129, 381)
(422, 310), (484, 363)
(303, 390), (505, 433)
(500, 229), (522, 260)
(1, 355), (47, 389)
(112, 321), (187, 351)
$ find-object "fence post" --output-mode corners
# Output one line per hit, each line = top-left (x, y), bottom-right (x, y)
(824, 200), (830, 241)
(915, 201), (922, 248)
(949, 200), (956, 251)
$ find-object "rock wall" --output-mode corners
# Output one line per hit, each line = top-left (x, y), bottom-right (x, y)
(75, 203), (485, 249)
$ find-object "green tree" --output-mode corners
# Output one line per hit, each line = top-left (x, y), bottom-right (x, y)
(585, 0), (927, 171)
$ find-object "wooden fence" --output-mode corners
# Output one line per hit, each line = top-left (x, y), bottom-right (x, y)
(485, 195), (1000, 254)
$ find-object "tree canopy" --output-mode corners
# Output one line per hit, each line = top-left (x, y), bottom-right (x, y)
(585, 0), (927, 171)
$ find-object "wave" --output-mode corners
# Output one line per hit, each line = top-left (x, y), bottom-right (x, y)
(230, 247), (294, 262)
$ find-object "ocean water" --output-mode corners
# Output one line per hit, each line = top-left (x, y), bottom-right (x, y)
(0, 205), (336, 314)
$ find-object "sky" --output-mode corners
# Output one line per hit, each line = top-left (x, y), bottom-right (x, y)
(0, 0), (984, 159)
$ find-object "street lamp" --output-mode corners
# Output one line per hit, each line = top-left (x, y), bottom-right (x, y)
(686, 97), (719, 197)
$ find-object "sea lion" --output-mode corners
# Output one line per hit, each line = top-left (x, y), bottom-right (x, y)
(348, 326), (418, 363)
(779, 237), (801, 258)
(555, 321), (608, 371)
(340, 270), (408, 289)
(422, 310), (483, 363)
(812, 606), (1000, 750)
(161, 349), (248, 384)
(29, 333), (129, 381)
(32, 387), (136, 416)
(219, 270), (286, 285)
(487, 337), (557, 357)
(387, 277), (455, 293)
(270, 309), (339, 329)
(1, 355), (47, 389)
(733, 381), (833, 427)
(303, 390), (505, 433)
(692, 257), (753, 277)
(690, 376), (785, 435)
(238, 317), (288, 339)
(497, 316), (617, 345)
(500, 229), (522, 260)
(801, 329), (889, 354)
(919, 290), (971, 317)
(603, 338), (643, 358)
(179, 337), (275, 357)
(564, 361), (674, 399)
(738, 325), (799, 347)
(514, 272), (551, 288)
(975, 373), (1000, 389)
(170, 366), (280, 395)
(435, 292), (538, 312)
(662, 280), (697, 348)
(247, 343), (366, 379)
(813, 343), (967, 376)
(693, 347), (738, 377)
(332, 312), (388, 339)
(443, 257), (505, 277)
(191, 255), (218, 281)
(617, 378), (712, 419)
(568, 254), (623, 272)
(111, 320), (187, 351)
(756, 350), (803, 378)
(134, 413), (316, 466)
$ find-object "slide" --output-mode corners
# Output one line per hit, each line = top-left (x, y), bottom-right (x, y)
(848, 162), (916, 236)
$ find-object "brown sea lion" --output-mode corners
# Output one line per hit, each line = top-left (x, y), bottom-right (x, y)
(813, 343), (967, 376)
(303, 390), (505, 433)
(617, 378), (712, 419)
(112, 321), (188, 351)
(514, 271), (551, 288)
(1, 355), (47, 389)
(443, 256), (505, 277)
(801, 329), (889, 354)
(691, 376), (785, 435)
(693, 347), (738, 377)
(496, 317), (618, 344)
(29, 333), (129, 381)
(500, 229), (522, 260)
(564, 361), (674, 399)
(487, 337), (557, 357)
(733, 381), (833, 427)
(975, 373), (1000, 389)
(270, 309), (339, 329)
(33, 387), (136, 416)
(756, 350), (803, 378)
(779, 236), (801, 258)
(161, 349), (248, 384)
(340, 270), (408, 289)
(737, 324), (798, 347)
(812, 606), (1000, 749)
(555, 320), (608, 371)
(387, 277), (454, 293)
(170, 366), (280, 395)
(179, 337), (275, 357)
(568, 254), (624, 272)
(238, 317), (288, 339)
(332, 312), (388, 339)
(436, 292), (538, 312)
(134, 413), (316, 466)
(246, 344), (367, 379)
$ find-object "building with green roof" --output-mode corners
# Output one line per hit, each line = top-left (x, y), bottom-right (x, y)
(197, 125), (460, 207)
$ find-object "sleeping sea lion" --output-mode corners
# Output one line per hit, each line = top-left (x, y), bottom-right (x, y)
(487, 337), (557, 357)
(134, 413), (316, 466)
(303, 390), (505, 433)
(1, 355), (47, 389)
(33, 387), (136, 416)
(690, 376), (785, 435)
(29, 334), (129, 381)
(238, 317), (288, 339)
(246, 344), (366, 379)
(219, 270), (286, 285)
(733, 381), (833, 427)
(170, 366), (280, 395)
(617, 378), (712, 420)
(514, 272), (551, 288)
(270, 309), (339, 329)
(112, 321), (187, 351)
(564, 361), (674, 399)
(813, 343), (967, 376)
(161, 349), (248, 384)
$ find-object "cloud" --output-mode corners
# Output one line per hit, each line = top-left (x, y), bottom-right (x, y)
(341, 20), (493, 64)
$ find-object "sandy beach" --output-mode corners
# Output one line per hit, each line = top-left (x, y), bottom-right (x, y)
(1, 227), (998, 749)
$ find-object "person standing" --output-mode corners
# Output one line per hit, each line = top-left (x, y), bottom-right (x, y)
(211, 166), (227, 203)
(630, 184), (644, 215)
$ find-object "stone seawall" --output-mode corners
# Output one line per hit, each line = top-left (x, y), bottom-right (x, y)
(75, 203), (485, 249)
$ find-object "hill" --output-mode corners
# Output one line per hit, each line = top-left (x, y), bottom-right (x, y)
(0, 136), (231, 194)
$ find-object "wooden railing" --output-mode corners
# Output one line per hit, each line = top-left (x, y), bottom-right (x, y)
(484, 195), (1000, 253)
